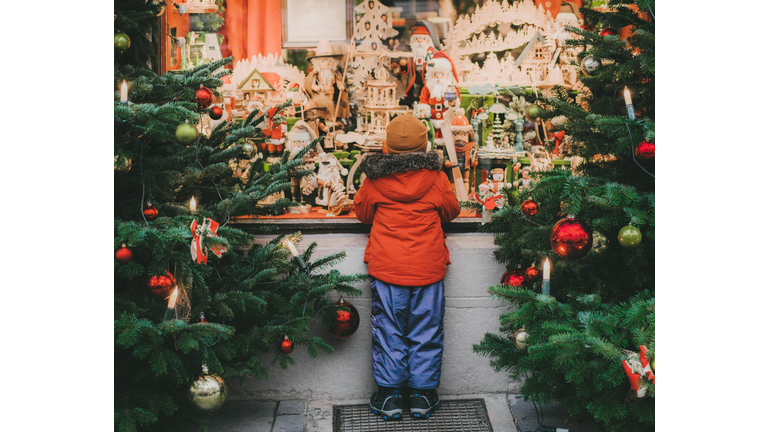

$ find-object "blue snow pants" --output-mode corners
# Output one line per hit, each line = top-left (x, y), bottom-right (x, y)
(370, 278), (446, 390)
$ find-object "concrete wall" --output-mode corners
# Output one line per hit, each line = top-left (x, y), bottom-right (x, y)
(226, 233), (520, 401)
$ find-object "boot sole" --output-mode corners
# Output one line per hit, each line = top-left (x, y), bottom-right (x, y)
(411, 401), (441, 419)
(369, 405), (402, 420)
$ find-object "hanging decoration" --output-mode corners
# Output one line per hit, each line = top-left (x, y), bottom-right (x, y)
(195, 85), (214, 110)
(176, 122), (199, 145)
(114, 32), (131, 52)
(209, 105), (223, 120)
(580, 56), (602, 76)
(550, 215), (593, 260)
(590, 231), (609, 254)
(622, 345), (655, 398)
(521, 198), (538, 216)
(618, 224), (642, 248)
(524, 265), (540, 283)
(115, 243), (133, 264)
(279, 336), (294, 354)
(513, 328), (528, 350)
(143, 202), (159, 221)
(501, 267), (526, 287)
(326, 298), (360, 339)
(635, 141), (655, 164)
(190, 218), (227, 265)
(600, 27), (618, 37)
(525, 104), (544, 123)
(189, 364), (228, 412)
(147, 272), (176, 297)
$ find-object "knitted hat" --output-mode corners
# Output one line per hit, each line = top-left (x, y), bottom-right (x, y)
(384, 115), (428, 154)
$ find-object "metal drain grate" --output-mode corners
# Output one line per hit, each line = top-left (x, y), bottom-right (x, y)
(333, 399), (493, 432)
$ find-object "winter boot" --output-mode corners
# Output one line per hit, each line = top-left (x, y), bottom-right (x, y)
(409, 388), (441, 419)
(369, 387), (403, 420)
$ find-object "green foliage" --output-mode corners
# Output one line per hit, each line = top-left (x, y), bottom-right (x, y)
(114, 13), (366, 430)
(475, 2), (655, 431)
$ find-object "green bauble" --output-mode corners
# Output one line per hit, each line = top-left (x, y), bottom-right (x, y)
(114, 33), (131, 52)
(618, 225), (642, 248)
(525, 104), (544, 122)
(176, 123), (199, 144)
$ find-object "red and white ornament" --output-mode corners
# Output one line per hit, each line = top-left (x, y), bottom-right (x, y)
(190, 217), (227, 265)
(115, 243), (133, 264)
(550, 215), (593, 260)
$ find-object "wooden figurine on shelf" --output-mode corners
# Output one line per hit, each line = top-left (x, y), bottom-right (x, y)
(489, 168), (512, 195)
(474, 181), (504, 224)
(450, 112), (475, 193)
(258, 106), (287, 162)
(286, 120), (319, 214)
(527, 144), (554, 172)
(302, 152), (354, 216)
(513, 166), (533, 192)
(420, 51), (461, 145)
(304, 40), (350, 124)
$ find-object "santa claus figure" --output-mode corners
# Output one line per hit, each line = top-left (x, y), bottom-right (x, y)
(304, 40), (350, 125)
(259, 106), (287, 161)
(286, 120), (320, 205)
(397, 21), (440, 107)
(419, 51), (461, 143)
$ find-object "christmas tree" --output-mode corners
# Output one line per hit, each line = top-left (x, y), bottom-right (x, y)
(353, 0), (399, 52)
(472, 2), (655, 431)
(114, 2), (365, 430)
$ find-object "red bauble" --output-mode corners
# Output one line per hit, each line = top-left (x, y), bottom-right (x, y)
(635, 141), (655, 163)
(501, 268), (526, 286)
(210, 105), (223, 120)
(116, 243), (133, 264)
(521, 199), (538, 216)
(279, 336), (294, 354)
(327, 299), (360, 339)
(196, 86), (214, 110)
(524, 266), (540, 283)
(600, 27), (618, 37)
(147, 272), (176, 296)
(143, 203), (159, 221)
(551, 216), (593, 260)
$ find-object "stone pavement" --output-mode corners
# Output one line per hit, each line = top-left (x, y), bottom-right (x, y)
(205, 393), (603, 432)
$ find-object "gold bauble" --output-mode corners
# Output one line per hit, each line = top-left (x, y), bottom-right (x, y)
(189, 373), (228, 412)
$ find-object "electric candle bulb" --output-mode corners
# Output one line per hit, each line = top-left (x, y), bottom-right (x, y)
(543, 258), (550, 280)
(190, 197), (197, 212)
(168, 287), (178, 309)
(284, 239), (299, 257)
(121, 80), (128, 103)
(623, 87), (632, 106)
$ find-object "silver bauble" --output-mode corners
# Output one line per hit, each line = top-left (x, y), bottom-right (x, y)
(189, 373), (228, 412)
(513, 328), (529, 351)
(580, 56), (602, 76)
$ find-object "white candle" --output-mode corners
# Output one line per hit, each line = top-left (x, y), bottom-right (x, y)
(121, 80), (128, 103)
(190, 196), (197, 212)
(623, 87), (632, 106)
(168, 287), (178, 309)
(284, 239), (299, 257)
(543, 258), (550, 280)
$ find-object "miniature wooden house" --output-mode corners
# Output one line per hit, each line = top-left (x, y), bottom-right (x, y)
(236, 69), (276, 112)
(513, 32), (551, 82)
(359, 67), (405, 133)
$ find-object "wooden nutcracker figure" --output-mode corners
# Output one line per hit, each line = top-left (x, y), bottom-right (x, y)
(304, 40), (350, 124)
(303, 152), (354, 216)
(513, 166), (533, 192)
(419, 51), (461, 145)
(396, 21), (440, 107)
(450, 113), (475, 193)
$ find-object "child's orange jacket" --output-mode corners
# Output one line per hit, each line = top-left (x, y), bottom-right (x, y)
(354, 151), (460, 286)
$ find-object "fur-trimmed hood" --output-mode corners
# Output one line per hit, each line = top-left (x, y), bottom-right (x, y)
(362, 151), (443, 179)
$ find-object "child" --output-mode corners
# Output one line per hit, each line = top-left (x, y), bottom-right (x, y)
(354, 115), (460, 420)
